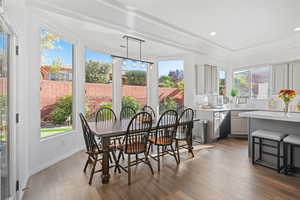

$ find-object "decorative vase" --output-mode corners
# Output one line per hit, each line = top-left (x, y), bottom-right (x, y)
(283, 101), (289, 114)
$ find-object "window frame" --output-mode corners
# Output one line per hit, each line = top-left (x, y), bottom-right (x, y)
(39, 28), (77, 139)
(232, 66), (272, 100)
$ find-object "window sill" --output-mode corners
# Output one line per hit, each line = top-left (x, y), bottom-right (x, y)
(39, 129), (76, 142)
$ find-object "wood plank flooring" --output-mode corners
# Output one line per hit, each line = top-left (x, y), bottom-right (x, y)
(23, 139), (300, 200)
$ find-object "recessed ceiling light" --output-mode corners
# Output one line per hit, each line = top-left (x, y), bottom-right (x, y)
(294, 27), (300, 32)
(210, 32), (216, 36)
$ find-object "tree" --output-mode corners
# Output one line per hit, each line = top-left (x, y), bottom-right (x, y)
(159, 97), (177, 113)
(85, 60), (112, 83)
(159, 75), (176, 88)
(124, 70), (146, 86)
(50, 95), (72, 125)
(40, 30), (60, 65)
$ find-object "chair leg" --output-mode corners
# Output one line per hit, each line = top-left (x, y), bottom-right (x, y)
(144, 152), (154, 175)
(175, 140), (180, 163)
(170, 144), (179, 164)
(83, 157), (90, 173)
(128, 154), (131, 185)
(147, 143), (151, 155)
(187, 138), (194, 158)
(111, 151), (121, 174)
(89, 158), (97, 185)
(157, 145), (160, 172)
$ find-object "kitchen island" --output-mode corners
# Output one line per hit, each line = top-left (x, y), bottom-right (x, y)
(240, 111), (300, 168)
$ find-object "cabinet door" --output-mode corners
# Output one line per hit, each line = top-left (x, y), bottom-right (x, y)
(289, 61), (300, 93)
(204, 65), (212, 94)
(211, 66), (218, 95)
(195, 65), (205, 95)
(272, 64), (288, 95)
(231, 118), (249, 135)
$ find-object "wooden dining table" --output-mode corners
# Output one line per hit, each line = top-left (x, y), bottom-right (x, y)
(89, 118), (199, 184)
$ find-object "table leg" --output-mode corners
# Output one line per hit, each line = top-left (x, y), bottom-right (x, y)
(187, 121), (194, 155)
(101, 136), (110, 184)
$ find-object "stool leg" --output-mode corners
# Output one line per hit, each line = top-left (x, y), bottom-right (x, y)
(290, 145), (294, 170)
(259, 138), (262, 160)
(284, 143), (288, 175)
(277, 141), (280, 173)
(252, 137), (255, 164)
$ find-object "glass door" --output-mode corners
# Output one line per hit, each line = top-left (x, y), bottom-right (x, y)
(0, 20), (10, 200)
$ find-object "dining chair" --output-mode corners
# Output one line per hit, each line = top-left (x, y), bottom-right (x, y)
(142, 105), (156, 119)
(96, 107), (117, 123)
(116, 112), (154, 185)
(79, 113), (119, 185)
(120, 106), (136, 120)
(147, 110), (179, 171)
(174, 108), (194, 163)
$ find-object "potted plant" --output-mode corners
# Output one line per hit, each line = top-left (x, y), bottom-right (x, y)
(230, 89), (238, 104)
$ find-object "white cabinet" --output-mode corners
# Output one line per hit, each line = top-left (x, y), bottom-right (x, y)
(195, 65), (218, 95)
(272, 64), (288, 95)
(231, 111), (249, 136)
(289, 61), (300, 93)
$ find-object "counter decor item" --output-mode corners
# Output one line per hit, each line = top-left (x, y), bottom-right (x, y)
(230, 89), (238, 104)
(278, 89), (296, 114)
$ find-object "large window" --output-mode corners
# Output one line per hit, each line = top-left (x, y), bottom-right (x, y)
(85, 49), (113, 120)
(158, 60), (184, 114)
(121, 59), (148, 112)
(219, 70), (226, 96)
(40, 29), (73, 137)
(233, 66), (271, 99)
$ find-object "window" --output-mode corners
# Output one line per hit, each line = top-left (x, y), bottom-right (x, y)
(158, 60), (184, 114)
(40, 29), (73, 137)
(85, 49), (113, 120)
(233, 66), (271, 99)
(219, 70), (226, 96)
(121, 59), (148, 112)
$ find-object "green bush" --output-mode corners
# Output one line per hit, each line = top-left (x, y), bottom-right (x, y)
(50, 95), (72, 125)
(122, 96), (140, 112)
(159, 97), (177, 113)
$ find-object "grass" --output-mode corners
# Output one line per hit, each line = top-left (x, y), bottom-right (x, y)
(40, 126), (72, 138)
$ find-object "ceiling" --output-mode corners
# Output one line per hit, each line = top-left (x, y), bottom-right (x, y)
(28, 0), (300, 59)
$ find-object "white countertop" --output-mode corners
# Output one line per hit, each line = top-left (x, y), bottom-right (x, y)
(239, 111), (300, 123)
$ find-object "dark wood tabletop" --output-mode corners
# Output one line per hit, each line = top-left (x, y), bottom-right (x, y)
(89, 118), (202, 138)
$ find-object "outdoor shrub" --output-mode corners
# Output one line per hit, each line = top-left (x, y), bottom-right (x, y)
(122, 96), (140, 112)
(159, 97), (177, 113)
(50, 95), (72, 125)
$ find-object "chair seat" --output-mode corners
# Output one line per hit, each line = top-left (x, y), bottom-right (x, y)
(118, 143), (146, 154)
(252, 130), (287, 141)
(283, 135), (300, 145)
(149, 136), (172, 145)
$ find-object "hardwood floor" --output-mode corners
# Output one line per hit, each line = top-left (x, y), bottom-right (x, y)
(23, 138), (300, 200)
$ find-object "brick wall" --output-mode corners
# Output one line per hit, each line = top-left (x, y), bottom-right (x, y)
(40, 80), (183, 119)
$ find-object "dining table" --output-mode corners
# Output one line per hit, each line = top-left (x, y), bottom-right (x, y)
(89, 117), (202, 184)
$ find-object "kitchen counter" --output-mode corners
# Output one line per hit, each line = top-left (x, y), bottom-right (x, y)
(239, 111), (300, 123)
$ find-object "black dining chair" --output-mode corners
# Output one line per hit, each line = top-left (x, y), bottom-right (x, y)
(79, 113), (119, 185)
(96, 107), (117, 124)
(142, 105), (156, 120)
(116, 112), (154, 185)
(147, 110), (179, 171)
(120, 106), (136, 120)
(174, 108), (194, 163)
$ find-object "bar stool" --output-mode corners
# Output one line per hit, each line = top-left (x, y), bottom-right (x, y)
(283, 135), (300, 175)
(252, 130), (287, 173)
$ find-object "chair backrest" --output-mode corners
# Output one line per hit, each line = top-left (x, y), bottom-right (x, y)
(120, 106), (136, 120)
(142, 105), (156, 119)
(154, 110), (178, 145)
(177, 108), (194, 138)
(79, 113), (101, 154)
(176, 104), (187, 115)
(124, 112), (152, 154)
(96, 107), (117, 124)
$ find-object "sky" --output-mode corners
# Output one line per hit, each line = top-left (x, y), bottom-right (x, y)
(41, 30), (184, 74)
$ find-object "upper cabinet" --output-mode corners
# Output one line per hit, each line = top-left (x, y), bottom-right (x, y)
(289, 61), (300, 93)
(271, 64), (288, 95)
(196, 64), (218, 95)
